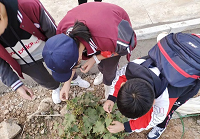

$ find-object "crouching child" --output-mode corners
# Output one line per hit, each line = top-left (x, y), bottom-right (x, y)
(103, 32), (200, 139)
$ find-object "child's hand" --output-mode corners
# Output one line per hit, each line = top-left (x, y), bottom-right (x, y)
(103, 100), (114, 113)
(107, 121), (124, 133)
(17, 85), (35, 100)
(80, 57), (96, 73)
(60, 82), (71, 101)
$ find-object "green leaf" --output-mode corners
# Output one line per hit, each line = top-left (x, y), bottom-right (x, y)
(81, 126), (90, 136)
(72, 97), (79, 103)
(105, 117), (112, 127)
(85, 108), (98, 122)
(83, 116), (93, 129)
(93, 121), (105, 134)
(110, 136), (118, 139)
(64, 114), (76, 129)
(71, 125), (79, 132)
(83, 93), (91, 105)
(96, 105), (106, 116)
(58, 128), (64, 136)
(74, 135), (80, 139)
(112, 103), (118, 111)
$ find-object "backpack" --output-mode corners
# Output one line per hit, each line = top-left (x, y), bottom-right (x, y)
(148, 32), (200, 87)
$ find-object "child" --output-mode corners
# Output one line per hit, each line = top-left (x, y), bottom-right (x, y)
(42, 2), (136, 102)
(103, 33), (200, 138)
(0, 0), (88, 104)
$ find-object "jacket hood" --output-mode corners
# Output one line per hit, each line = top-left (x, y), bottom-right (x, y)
(125, 61), (168, 98)
(0, 0), (18, 27)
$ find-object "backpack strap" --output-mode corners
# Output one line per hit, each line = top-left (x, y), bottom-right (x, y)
(191, 34), (200, 38)
(141, 58), (169, 98)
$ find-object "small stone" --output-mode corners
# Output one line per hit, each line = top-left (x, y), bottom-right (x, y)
(77, 92), (84, 97)
(41, 123), (44, 127)
(3, 110), (9, 115)
(45, 116), (52, 120)
(16, 110), (21, 116)
(0, 121), (22, 139)
(40, 129), (45, 134)
(31, 124), (36, 129)
(86, 88), (94, 91)
(60, 105), (68, 116)
(197, 120), (200, 125)
(53, 111), (59, 115)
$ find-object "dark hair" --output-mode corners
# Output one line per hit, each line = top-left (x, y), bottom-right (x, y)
(69, 20), (91, 45)
(117, 78), (155, 119)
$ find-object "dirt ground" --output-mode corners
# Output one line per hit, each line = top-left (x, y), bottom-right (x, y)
(0, 74), (200, 139)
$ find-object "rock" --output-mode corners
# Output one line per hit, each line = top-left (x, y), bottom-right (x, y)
(197, 120), (200, 125)
(16, 110), (21, 116)
(4, 110), (9, 115)
(77, 92), (84, 97)
(53, 105), (60, 111)
(41, 123), (44, 127)
(31, 124), (36, 129)
(0, 121), (21, 139)
(86, 88), (94, 91)
(40, 129), (45, 134)
(53, 111), (59, 115)
(60, 105), (69, 116)
(44, 116), (52, 120)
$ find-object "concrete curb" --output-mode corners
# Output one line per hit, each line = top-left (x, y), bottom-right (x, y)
(135, 18), (200, 40)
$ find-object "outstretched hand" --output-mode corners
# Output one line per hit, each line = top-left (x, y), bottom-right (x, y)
(60, 80), (72, 101)
(107, 121), (125, 133)
(103, 100), (114, 113)
(80, 57), (96, 73)
(16, 85), (35, 100)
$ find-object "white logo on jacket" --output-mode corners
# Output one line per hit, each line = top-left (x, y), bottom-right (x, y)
(5, 35), (44, 59)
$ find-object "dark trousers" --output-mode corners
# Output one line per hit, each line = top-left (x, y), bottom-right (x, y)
(157, 81), (200, 128)
(98, 55), (121, 86)
(78, 0), (102, 5)
(21, 59), (60, 90)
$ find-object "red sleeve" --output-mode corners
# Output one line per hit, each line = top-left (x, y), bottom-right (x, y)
(113, 75), (127, 97)
(124, 108), (153, 132)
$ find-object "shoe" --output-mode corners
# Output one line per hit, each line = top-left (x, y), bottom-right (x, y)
(157, 32), (168, 42)
(104, 84), (111, 99)
(52, 87), (61, 104)
(93, 72), (103, 85)
(147, 126), (166, 139)
(71, 75), (90, 88)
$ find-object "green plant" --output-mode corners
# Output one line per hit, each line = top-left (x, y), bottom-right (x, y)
(57, 92), (128, 139)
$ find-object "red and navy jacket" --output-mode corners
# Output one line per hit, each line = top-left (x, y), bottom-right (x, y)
(57, 2), (136, 61)
(0, 0), (56, 90)
(107, 59), (199, 133)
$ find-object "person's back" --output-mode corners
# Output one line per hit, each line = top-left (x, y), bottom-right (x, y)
(0, 0), (62, 103)
(103, 57), (200, 139)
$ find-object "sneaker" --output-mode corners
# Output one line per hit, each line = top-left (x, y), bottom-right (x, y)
(157, 32), (168, 42)
(71, 75), (90, 88)
(147, 126), (166, 139)
(52, 87), (61, 104)
(104, 84), (111, 99)
(93, 72), (103, 85)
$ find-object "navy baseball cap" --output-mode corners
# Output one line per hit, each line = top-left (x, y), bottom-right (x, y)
(42, 34), (79, 82)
